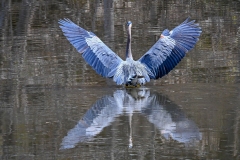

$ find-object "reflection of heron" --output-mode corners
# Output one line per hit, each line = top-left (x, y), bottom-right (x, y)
(59, 18), (201, 87)
(60, 89), (201, 150)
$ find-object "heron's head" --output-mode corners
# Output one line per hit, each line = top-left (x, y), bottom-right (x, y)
(126, 21), (132, 28)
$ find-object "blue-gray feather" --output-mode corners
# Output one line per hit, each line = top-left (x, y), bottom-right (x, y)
(113, 59), (152, 85)
(138, 18), (202, 79)
(59, 19), (123, 78)
(59, 18), (201, 86)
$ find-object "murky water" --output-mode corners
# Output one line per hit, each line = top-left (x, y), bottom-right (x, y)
(0, 0), (240, 159)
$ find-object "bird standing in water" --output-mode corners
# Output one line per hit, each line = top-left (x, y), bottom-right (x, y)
(59, 18), (201, 87)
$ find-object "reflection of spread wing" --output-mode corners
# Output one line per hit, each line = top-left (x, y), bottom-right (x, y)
(60, 89), (201, 150)
(60, 90), (125, 149)
(141, 93), (202, 143)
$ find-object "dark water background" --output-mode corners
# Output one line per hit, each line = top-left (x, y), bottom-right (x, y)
(0, 0), (240, 159)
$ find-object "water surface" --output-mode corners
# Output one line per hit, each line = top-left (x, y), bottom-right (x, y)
(0, 0), (240, 159)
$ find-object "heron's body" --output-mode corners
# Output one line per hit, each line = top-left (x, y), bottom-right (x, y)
(59, 18), (202, 87)
(114, 58), (151, 86)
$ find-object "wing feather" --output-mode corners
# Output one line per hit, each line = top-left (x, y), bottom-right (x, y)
(59, 19), (123, 78)
(139, 18), (201, 79)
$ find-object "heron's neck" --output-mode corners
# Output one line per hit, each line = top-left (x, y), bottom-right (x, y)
(126, 27), (133, 59)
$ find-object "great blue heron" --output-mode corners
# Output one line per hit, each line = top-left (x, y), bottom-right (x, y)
(59, 18), (201, 87)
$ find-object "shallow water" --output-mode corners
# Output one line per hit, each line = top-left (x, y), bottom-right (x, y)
(0, 0), (240, 159)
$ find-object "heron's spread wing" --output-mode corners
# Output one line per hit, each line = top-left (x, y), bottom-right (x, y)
(138, 18), (202, 79)
(59, 19), (123, 78)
